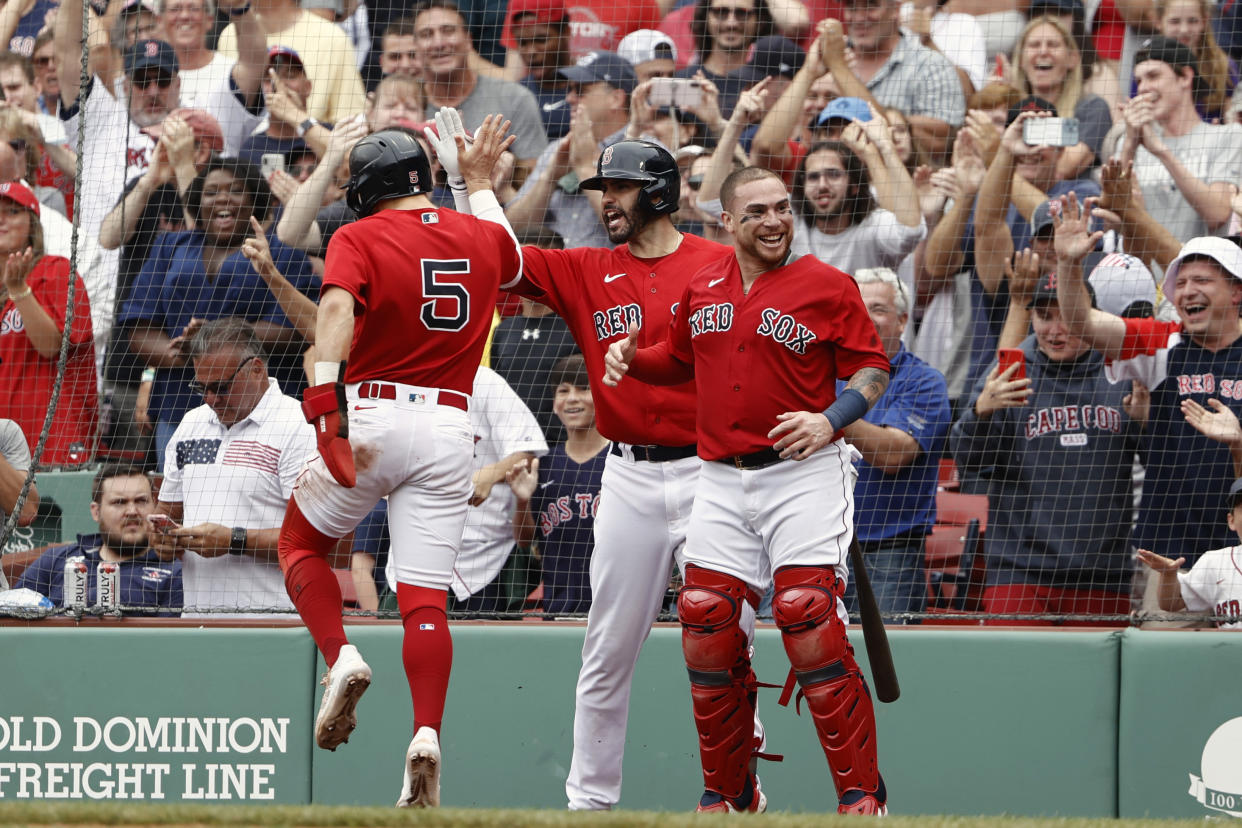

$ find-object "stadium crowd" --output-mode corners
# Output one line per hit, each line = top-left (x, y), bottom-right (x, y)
(2, 0), (1242, 629)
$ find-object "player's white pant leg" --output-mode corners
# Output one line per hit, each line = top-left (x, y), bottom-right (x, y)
(565, 451), (698, 811)
(294, 400), (414, 538)
(388, 412), (474, 590)
(758, 440), (854, 577)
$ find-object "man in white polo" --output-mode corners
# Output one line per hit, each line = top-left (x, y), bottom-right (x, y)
(153, 318), (316, 617)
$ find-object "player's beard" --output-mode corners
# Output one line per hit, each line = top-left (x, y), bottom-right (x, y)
(605, 204), (653, 244)
(102, 530), (150, 560)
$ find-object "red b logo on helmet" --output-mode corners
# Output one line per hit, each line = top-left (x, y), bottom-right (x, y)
(146, 41), (159, 57)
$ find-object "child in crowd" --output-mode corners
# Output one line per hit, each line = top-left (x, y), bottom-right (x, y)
(1137, 479), (1242, 629)
(508, 353), (607, 615)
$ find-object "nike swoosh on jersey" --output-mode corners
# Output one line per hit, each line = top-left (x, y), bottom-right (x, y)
(353, 405), (378, 411)
(708, 277), (726, 288)
(539, 480), (555, 489)
(604, 273), (628, 283)
(543, 99), (568, 112)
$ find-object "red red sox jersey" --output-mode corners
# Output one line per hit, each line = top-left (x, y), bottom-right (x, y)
(0, 256), (97, 466)
(630, 253), (889, 460)
(514, 235), (732, 446)
(324, 208), (521, 396)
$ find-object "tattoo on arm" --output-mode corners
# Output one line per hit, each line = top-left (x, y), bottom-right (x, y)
(846, 366), (890, 406)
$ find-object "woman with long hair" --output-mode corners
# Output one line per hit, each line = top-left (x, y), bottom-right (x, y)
(1011, 15), (1112, 180)
(0, 181), (96, 466)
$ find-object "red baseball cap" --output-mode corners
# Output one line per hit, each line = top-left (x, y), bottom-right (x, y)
(267, 45), (304, 68)
(0, 181), (40, 217)
(142, 107), (225, 152)
(502, 0), (567, 48)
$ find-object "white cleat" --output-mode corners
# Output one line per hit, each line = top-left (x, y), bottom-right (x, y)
(314, 644), (371, 751)
(397, 726), (441, 807)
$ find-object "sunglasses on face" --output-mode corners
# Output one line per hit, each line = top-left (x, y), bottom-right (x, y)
(187, 356), (257, 397)
(687, 175), (704, 191)
(7, 139), (26, 154)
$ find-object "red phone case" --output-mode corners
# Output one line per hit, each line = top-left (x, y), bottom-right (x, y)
(997, 348), (1026, 380)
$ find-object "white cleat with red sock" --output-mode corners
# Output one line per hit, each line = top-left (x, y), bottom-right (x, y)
(314, 644), (371, 751)
(397, 726), (441, 807)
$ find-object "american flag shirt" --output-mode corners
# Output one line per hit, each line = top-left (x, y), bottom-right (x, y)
(159, 378), (315, 615)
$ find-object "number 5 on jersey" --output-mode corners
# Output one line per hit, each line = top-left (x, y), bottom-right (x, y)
(421, 259), (471, 331)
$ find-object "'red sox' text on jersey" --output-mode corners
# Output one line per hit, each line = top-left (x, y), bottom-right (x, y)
(633, 252), (890, 461)
(510, 236), (733, 446)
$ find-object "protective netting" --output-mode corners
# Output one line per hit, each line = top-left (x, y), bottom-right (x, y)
(1, 0), (1241, 626)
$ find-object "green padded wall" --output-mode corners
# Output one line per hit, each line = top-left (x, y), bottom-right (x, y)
(6, 624), (1239, 818)
(0, 628), (316, 804)
(310, 625), (1122, 816)
(1117, 628), (1242, 820)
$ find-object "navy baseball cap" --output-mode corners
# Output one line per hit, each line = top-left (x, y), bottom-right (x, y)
(559, 50), (637, 94)
(1031, 199), (1058, 237)
(1027, 270), (1096, 309)
(1227, 477), (1242, 509)
(815, 96), (871, 127)
(1007, 94), (1057, 125)
(735, 36), (805, 84)
(125, 39), (179, 77)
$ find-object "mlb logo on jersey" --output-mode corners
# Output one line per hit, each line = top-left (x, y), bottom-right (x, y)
(422, 212), (439, 224)
(411, 393), (427, 405)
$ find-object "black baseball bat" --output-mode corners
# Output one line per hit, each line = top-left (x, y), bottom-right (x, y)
(849, 537), (900, 703)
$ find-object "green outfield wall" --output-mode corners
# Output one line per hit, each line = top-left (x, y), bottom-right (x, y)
(1, 624), (1238, 818)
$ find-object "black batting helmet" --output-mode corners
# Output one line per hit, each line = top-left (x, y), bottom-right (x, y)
(579, 139), (679, 216)
(345, 127), (433, 218)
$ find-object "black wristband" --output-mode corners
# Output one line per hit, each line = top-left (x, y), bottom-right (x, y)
(227, 2), (251, 16)
(229, 526), (248, 555)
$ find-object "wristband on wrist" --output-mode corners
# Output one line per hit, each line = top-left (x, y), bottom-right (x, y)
(825, 387), (869, 432)
(314, 361), (342, 386)
(7, 286), (31, 301)
(228, 526), (248, 555)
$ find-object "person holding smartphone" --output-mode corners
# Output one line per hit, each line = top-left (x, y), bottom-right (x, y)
(15, 465), (182, 616)
(949, 250), (1145, 625)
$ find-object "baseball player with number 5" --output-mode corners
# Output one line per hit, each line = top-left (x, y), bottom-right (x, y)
(276, 112), (522, 808)
(605, 166), (892, 815)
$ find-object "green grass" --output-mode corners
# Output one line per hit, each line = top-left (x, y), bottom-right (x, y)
(0, 803), (1218, 827)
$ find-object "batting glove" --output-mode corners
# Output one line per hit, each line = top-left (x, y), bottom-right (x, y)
(425, 107), (469, 190)
(301, 364), (356, 488)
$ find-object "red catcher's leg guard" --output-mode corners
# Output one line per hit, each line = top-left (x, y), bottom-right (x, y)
(772, 565), (881, 802)
(279, 498), (348, 666)
(678, 565), (760, 801)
